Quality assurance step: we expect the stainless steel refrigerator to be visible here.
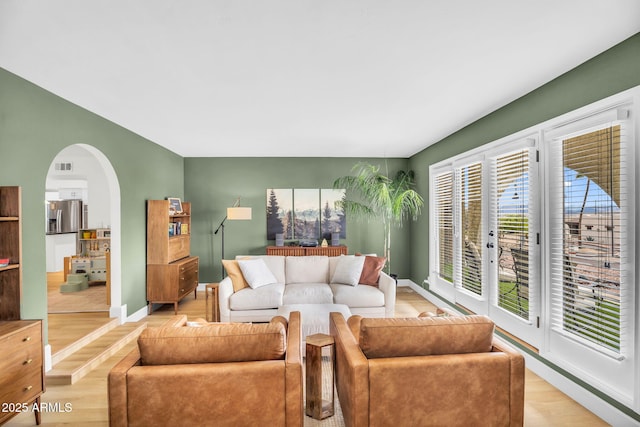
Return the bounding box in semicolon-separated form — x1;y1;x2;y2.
47;199;83;234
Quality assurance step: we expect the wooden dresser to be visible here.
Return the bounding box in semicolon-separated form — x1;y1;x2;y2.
147;256;199;314
0;320;44;425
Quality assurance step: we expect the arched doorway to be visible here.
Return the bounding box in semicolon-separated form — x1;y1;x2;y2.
45;144;122;324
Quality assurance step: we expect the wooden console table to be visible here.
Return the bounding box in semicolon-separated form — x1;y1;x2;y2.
266;246;347;256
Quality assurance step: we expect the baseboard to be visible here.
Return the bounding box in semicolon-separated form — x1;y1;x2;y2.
126;305;148;323
109;304;127;324
523;351;638;426
416;283;639;426
44;344;52;372
396;278;416;287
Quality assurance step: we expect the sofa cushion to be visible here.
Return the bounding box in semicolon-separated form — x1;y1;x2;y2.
230;283;285;310
222;259;250;292
283;283;334;305
286;256;329;284
236;255;286;284
358;255;386;286
353;315;495;359
138;318;287;365
329;255;354;280
238;258;278;289
330;283;385;308
331;255;365;286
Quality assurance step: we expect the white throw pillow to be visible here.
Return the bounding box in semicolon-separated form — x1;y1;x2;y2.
237;258;278;289
331;255;365;287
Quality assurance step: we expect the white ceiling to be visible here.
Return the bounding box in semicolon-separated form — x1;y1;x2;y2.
1;1;639;158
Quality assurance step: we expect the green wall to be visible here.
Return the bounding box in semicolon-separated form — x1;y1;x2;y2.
0;68;184;342
408;32;640;285
184;157;413;281
2;31;638;346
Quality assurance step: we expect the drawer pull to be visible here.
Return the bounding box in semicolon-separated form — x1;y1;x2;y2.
24;385;33;392
23;358;33;365
23;336;31;342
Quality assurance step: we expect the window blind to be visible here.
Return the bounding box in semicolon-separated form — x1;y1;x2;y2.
493;149;533;320
457;163;483;295
550;124;626;353
435;171;454;283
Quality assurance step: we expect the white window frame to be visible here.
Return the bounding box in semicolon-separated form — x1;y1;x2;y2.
427;85;638;412
428;163;456;301
451;153;488;315
541;97;636;407
430;135;541;344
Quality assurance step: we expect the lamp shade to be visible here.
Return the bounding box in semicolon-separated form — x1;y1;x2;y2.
227;206;252;220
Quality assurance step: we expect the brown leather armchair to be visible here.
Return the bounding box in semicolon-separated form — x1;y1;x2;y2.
108;313;303;427
330;312;525;427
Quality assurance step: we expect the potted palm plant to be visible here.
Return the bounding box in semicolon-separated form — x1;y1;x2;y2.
333;162;424;275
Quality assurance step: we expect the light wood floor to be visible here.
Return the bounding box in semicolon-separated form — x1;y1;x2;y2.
9;287;609;426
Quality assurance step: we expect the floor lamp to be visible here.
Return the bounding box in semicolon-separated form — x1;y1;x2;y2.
214;197;252;280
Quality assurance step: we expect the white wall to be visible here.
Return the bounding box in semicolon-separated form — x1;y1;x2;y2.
46;145;111;228
45;144;111;272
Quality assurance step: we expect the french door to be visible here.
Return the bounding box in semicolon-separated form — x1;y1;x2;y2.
486;140;540;345
431;137;541;347
430;91;637;408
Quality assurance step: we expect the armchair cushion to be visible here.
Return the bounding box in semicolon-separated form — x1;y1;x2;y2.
353;314;495;359
138;317;287;365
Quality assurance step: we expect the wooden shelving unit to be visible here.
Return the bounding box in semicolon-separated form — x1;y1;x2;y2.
77;228;111;257
146;199;198;314
0;186;22;320
0;186;44;425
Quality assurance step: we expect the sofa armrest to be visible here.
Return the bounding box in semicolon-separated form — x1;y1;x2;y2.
491;337;525;426
218;277;234;322
330;312;369;427
378;271;396;317
108;347;142;427
285;311;303;426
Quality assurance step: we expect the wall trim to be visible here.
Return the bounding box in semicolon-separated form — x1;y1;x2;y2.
44;344;52;373
126;305;147;323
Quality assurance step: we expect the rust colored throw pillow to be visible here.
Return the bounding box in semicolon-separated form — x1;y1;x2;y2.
358;255;386;286
221;259;249;292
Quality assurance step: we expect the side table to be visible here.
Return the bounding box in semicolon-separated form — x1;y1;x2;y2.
205;283;220;322
305;333;335;420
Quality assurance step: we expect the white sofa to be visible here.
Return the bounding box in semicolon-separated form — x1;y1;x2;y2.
218;255;396;323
